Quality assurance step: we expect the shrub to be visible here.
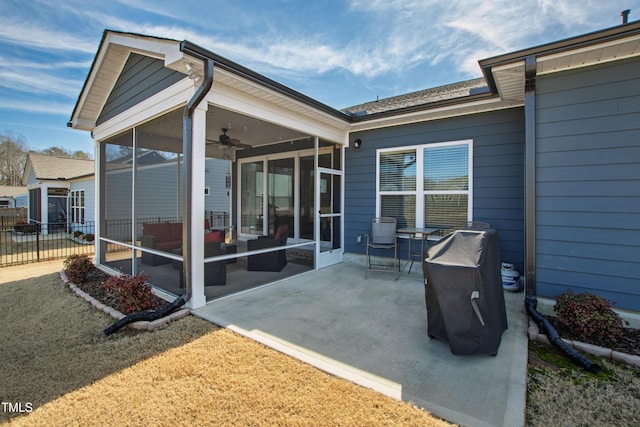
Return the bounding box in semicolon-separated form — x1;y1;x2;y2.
14;222;37;234
554;290;625;345
104;274;157;314
64;254;95;283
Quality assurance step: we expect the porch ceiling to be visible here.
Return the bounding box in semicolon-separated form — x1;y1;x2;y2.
140;105;310;152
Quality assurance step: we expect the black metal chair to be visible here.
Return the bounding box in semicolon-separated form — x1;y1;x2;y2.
365;217;400;280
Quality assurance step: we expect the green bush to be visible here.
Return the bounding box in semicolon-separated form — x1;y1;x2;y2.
104;274;158;314
63;254;95;284
14;222;37;234
554;290;625;345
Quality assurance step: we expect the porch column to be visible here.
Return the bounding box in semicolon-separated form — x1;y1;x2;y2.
187;104;208;309
40;184;48;234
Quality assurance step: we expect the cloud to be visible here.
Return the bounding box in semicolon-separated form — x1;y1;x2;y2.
0;17;97;55
0;66;81;98
0;98;74;115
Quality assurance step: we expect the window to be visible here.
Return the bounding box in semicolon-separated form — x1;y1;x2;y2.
377;140;472;228
70;189;85;224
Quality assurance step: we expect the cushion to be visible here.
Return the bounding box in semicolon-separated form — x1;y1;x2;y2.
169;223;183;241
274;224;288;243
155;240;181;251
205;230;224;243
143;223;168;239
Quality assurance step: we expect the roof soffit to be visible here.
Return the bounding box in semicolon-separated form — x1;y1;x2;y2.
481;23;640;101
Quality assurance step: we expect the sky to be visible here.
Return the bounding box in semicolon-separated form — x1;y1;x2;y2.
0;0;637;157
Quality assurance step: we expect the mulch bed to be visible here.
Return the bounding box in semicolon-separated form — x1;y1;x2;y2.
546;317;640;356
73;269;169;315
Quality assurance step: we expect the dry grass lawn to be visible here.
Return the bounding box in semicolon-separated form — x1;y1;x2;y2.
0;261;453;426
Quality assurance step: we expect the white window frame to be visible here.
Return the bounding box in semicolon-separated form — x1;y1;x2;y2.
70;189;85;225
376;139;473;228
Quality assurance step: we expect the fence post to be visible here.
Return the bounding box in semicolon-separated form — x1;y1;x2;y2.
36;231;40;262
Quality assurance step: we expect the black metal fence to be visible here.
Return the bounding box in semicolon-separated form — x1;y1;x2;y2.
1;210;230;268
1;218;96;268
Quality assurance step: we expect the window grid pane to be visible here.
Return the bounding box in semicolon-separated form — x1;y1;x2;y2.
424;145;468;191
380;150;416;192
424;194;468;227
381;195;416;228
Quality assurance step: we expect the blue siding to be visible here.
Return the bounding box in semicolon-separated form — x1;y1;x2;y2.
536;57;640;310
98;54;183;124
345;109;525;271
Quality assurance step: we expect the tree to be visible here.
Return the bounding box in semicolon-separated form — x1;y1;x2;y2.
0;131;28;186
40;146;91;160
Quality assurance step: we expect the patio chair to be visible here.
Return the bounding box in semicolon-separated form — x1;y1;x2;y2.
247;224;289;272
365;217;400;280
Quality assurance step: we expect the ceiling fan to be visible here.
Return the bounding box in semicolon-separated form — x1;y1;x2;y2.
207;128;252;149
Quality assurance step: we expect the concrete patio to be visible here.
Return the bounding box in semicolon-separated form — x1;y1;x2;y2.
194;262;528;427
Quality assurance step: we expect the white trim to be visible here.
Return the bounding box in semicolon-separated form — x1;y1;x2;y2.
376;139;473;228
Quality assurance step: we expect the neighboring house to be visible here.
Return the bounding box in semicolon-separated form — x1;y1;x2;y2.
69;22;640;311
23;153;95;233
0;185;27;208
23;152;230;235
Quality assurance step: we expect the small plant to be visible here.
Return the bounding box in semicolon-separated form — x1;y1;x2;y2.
14;222;37;234
554;290;625;346
64;254;95;283
73;230;84;238
104;274;158;314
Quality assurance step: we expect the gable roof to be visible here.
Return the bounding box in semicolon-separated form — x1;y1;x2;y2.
25;153;94;182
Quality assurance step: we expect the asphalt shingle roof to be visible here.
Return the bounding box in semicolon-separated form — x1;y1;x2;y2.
0;185;26;197
343;77;489;116
28;152;94;181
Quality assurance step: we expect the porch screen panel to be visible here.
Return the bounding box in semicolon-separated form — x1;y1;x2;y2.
423;143;469;227
299;156;315;240
134;141;183;246
379;149;416;228
104;134;133;244
240;161;263;235
268;158;294;236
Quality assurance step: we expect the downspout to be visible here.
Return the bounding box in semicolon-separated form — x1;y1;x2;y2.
103;51;214;335
180;51;214;307
520;57;600;373
524;55;537;299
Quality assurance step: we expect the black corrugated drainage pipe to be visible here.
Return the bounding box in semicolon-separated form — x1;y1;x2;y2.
525;296;601;373
103;50;214;336
103;297;187;335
